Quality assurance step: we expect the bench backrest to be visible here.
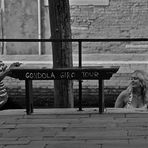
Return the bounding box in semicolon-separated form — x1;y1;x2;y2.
11;66;119;80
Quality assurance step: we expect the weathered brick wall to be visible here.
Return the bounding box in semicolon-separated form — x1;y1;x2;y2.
70;0;148;53
5;81;123;108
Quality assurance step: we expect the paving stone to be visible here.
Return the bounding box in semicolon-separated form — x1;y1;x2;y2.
0;129;10;137
57;114;89;119
23;114;59;119
43;136;78;141
102;143;148;148
0;124;17;129
3;128;57;139
117;122;148;128
125;113;148;118
0;139;30;145
56;130;128;140
46;143;100;148
0;138;17;141
129;138;148;144
127;118;148;123
0;121;5;125
16;123;69;128
69;122;117;128
86;139;128;144
13;118;80;124
128;130;148;136
1;109;148;147
3;128;42;137
4;141;46;148
23;114;82;119
122;127;148;131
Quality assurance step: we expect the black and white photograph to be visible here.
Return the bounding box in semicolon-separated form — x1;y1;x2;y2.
0;0;148;147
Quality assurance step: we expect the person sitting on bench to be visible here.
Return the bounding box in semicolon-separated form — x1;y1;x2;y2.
115;70;148;109
0;61;21;108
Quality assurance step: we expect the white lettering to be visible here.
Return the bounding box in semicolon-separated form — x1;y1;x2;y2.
82;72;99;78
51;72;55;79
60;72;76;79
25;72;30;79
25;72;56;79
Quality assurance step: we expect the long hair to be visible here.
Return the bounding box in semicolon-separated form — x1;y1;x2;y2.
127;70;148;104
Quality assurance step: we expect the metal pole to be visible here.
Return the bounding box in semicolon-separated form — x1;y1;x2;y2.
37;0;41;55
1;0;6;54
78;41;82;111
99;79;104;114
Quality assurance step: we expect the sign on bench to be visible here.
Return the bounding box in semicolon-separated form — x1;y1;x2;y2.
12;66;118;80
11;66;119;115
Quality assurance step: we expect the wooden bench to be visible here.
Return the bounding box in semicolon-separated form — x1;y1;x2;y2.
11;66;119;115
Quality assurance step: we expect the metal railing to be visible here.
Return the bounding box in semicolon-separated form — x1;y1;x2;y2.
1;37;148;69
1;38;148;110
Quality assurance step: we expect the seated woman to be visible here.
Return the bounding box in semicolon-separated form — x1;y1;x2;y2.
0;61;21;108
115;70;148;109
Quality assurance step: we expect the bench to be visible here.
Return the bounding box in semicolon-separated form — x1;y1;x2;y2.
11;66;119;115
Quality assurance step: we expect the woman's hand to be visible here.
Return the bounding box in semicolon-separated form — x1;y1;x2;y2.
6;62;22;76
8;62;22;70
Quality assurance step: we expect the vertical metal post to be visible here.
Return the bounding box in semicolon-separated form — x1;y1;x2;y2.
99;79;104;114
79;41;82;67
25;80;33;115
78;41;82;111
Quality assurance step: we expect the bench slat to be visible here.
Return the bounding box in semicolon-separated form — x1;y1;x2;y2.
11;66;119;80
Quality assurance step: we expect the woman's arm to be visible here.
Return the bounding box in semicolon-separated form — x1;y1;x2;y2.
115;90;127;108
0;68;10;81
0;62;21;80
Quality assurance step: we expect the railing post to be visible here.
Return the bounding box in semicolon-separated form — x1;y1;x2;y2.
79;41;82;68
78;41;83;111
99;79;104;114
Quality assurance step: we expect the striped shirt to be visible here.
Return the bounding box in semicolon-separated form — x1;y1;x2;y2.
0;62;8;106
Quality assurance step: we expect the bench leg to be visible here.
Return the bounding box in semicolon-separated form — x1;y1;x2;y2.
78;80;83;111
99;79;104;114
25;80;33;115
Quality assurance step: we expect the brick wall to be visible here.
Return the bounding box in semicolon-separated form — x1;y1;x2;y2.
70;0;148;53
5;80;124;109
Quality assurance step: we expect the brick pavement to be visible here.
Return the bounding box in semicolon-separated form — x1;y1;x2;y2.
0;108;148;148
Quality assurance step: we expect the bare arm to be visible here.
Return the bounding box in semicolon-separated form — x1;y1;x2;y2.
0;62;22;81
144;90;148;108
115;90;127;108
0;68;10;81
